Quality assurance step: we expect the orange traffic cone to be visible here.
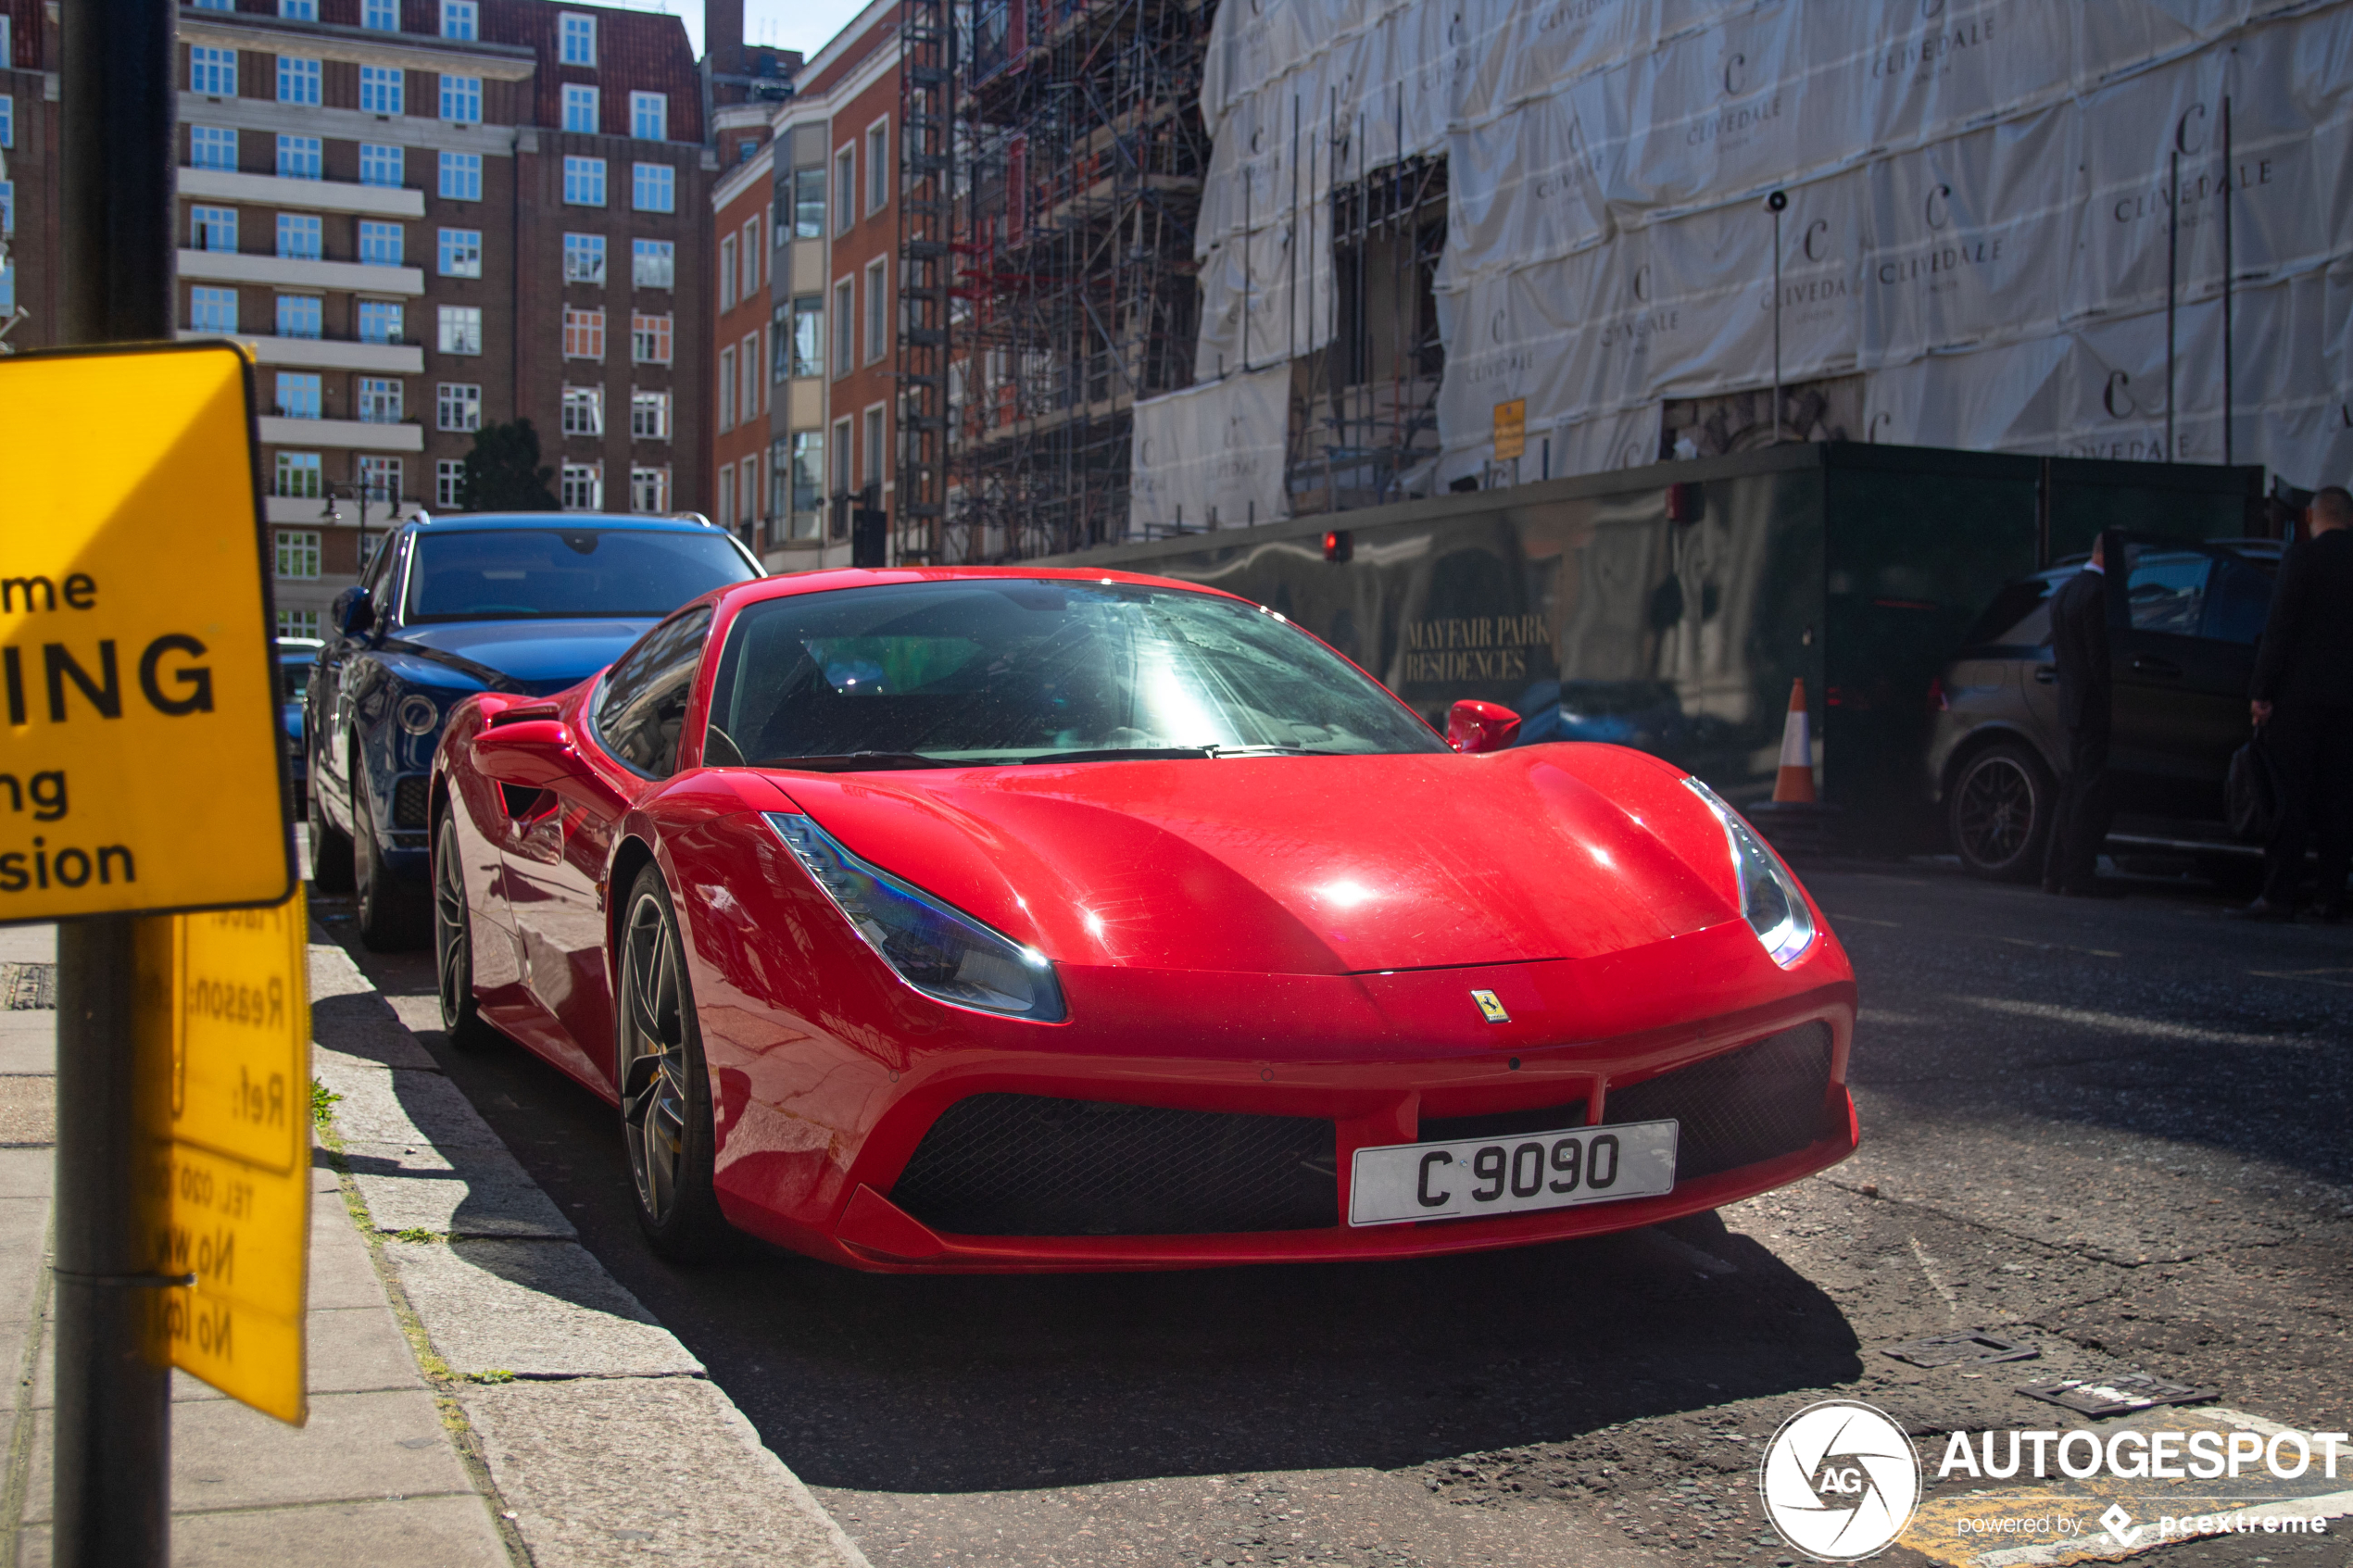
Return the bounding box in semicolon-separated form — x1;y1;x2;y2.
1772;678;1817;803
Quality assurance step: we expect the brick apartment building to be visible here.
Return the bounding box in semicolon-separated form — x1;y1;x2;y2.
705;0;898;571
709;129;773;552
0;0;790;633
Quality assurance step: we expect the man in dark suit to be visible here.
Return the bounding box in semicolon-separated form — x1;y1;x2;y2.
2234;485;2353;921
2044;533;2117;896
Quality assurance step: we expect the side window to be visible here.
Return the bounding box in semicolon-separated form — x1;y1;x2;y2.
2123;549;2210;635
2203;558;2274;646
593;607;713;776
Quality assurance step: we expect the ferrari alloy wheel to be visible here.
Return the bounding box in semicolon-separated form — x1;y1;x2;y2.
433;813;498;1053
308;756;356;894
617;864;728;1261
355;750;430;951
1950;742;2051;883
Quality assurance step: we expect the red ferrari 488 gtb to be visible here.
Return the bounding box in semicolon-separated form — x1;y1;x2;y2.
432;568;1857;1269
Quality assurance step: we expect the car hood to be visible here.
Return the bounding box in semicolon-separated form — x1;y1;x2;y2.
386;619;656;696
767;745;1740;975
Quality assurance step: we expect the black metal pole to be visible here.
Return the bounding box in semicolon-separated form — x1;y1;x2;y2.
2221;94;2233;469
57;0;178;1559
2166;149;2179;463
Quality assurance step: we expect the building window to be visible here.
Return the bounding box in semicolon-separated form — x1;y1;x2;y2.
737;138;759;164
277;135;322;180
631;389;669;439
629;467;668;512
191;126;237;169
632;238;673;289
359;220;403;267
718;236;737;310
437;382;482;432
192;206;237;252
438;227;482;278
274;452;323;499
439;152;482;201
362;0;396;31
864;405;886;486
740;456;760;523
832;279;852;376
740;218;760;300
560;462;600;510
190;47;236;97
562;308;604;359
768;435;790;519
559;13;596;65
357;377;402;422
718;346;736;430
741;330;761;420
276;530;322;580
866;122;887;216
435;459;464;508
275;371;321;420
632;92;669;143
191;286;237;332
791;431;824;514
2;95;16;151
0;182;10;238
440;0;476;40
280;0;316;19
359;456;402;504
834;147;853;236
359;64;402;115
278;609;321;637
561;84;598;133
276;295;322;339
273;213;320;260
562;232;606;284
358;300;403;344
717;467;735;533
438;305;483;355
630;312;672;365
359;143;403;186
560;384;603;435
563;157;606;207
631;163;674;213
793;167;824;239
439;74;482;123
191;0;232;11
831;415;851;497
278;56;321;106
864;258;887;363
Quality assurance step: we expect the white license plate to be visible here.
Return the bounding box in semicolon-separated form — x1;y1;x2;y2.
1347;1120;1679;1226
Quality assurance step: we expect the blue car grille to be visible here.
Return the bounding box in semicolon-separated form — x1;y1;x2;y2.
393;776;431;830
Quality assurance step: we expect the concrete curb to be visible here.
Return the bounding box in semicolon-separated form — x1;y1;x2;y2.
308;935;873;1568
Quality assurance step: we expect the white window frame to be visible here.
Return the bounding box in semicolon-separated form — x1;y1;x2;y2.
559;13;596;66
435;459;465;508
717;467;736;533
359;142;402;186
359;64;402;115
190;286;238;333
717;345;736;431
358;220;402;267
275;530;322;581
560;384;604;436
563;157;606;207
631;162;674;213
561;307;605;361
191;205;236;252
437;304;484;355
439;151;483;201
276;134;322;180
633;238;674;290
832;277;853;378
356;376;402;422
561;83;598;133
191;125;237;169
277;56;321;107
361;0;396;31
356;299;403;345
863;257;887;364
560;462;602;510
741;330;761;420
273;451;323;499
562;232;607;284
630;91;666;142
439;74;482;125
866;119;888;218
718;235;737;311
834;145;854;236
631;389;670;440
436;382;482;432
190;46;237;97
274;370;321;420
863;402;887;488
438;226;483;278
739;217;760;299
831;416;852;499
631;312;673;366
440;0;477;40
276;212;321;260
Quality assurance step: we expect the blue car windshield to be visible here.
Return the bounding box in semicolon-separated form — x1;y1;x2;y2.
405;530;755;622
702;579;1448;766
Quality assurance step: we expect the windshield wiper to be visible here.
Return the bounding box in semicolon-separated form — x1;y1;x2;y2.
1202;744;1351;758
1020;747;1214;764
756;751;969;771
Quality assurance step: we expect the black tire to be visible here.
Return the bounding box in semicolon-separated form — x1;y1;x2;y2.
433;811;501;1052
355;754;430;951
308;754;356;894
615;863;730;1262
1948;741;2054;882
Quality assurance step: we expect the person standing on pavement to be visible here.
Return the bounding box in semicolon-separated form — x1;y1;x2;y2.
2044;533;2118;897
2233;485;2353;922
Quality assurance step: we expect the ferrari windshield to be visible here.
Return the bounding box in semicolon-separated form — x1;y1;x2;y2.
405;529;755;622
703;579;1446;766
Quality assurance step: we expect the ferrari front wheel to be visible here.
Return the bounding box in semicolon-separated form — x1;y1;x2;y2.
433;812;498;1053
617;863;729;1262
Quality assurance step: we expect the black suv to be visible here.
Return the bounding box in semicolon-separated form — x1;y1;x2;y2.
1928;536;2281;881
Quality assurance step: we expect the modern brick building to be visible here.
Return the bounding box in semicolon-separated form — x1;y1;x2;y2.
709;131;773;553
0;0;774;633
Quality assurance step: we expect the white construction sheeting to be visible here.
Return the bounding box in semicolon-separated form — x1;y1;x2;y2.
1151;0;2353;527
1128;364;1294;537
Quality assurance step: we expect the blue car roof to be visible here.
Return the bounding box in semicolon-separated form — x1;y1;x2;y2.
412;513;720;534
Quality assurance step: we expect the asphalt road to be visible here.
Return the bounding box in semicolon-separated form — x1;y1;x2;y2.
321;858;2353;1568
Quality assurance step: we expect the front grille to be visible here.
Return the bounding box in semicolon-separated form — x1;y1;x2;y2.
1602;1022;1834;1180
393;775;431;830
1419;1099;1588;1144
890;1094;1338;1236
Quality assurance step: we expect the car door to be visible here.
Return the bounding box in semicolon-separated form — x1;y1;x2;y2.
503;608;711;1087
317;529;403;832
2107;543;2251;818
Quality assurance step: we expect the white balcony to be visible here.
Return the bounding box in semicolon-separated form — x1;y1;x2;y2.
176;168;426;220
179;250;425;297
257;417;424;452
176;331;424;374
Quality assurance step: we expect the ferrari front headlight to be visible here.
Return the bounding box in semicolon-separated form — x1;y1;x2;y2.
762;812;1065;1022
1681;777;1818;968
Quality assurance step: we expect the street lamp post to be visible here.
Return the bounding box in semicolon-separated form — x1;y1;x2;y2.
321;478;401;581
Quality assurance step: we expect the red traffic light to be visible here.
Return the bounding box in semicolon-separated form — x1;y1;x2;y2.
1322;529;1353;562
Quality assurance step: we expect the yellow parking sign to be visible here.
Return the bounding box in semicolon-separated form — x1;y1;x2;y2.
0;342;292;923
139;892;311;1425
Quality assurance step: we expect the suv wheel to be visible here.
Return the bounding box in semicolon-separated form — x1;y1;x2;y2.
308;750;356;894
355;756;430;950
1949;741;2053;882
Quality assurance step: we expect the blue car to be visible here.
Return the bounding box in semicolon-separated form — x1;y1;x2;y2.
278;635;324;809
305;513;762;949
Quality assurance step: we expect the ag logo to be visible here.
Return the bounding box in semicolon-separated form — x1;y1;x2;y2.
1758;1399;1920;1561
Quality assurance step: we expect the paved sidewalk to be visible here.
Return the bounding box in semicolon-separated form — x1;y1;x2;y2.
0;922;868;1567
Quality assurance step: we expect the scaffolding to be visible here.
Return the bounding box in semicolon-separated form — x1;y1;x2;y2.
897;0;1214;563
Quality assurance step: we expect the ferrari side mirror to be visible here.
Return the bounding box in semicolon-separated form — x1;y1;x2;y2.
1446;699;1521;754
472;720;588;789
